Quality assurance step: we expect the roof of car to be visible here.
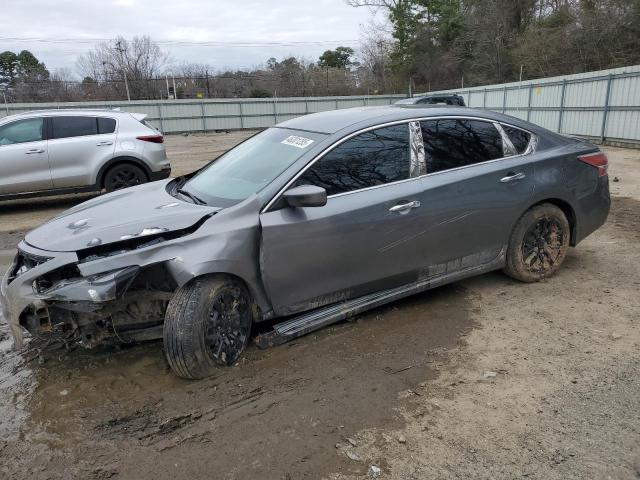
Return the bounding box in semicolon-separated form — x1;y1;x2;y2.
276;104;529;135
1;109;133;122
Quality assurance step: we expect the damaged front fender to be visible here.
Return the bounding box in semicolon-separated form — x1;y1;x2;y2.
43;265;140;304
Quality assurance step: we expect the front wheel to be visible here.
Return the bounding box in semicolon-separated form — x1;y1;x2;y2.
104;163;148;192
503;204;571;283
163;276;253;379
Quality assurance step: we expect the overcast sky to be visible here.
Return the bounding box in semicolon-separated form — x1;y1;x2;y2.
2;0;381;77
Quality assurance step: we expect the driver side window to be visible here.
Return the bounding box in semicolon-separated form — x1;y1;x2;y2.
294;124;410;196
0;118;44;146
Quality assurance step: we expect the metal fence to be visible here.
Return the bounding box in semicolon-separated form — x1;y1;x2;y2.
432;65;640;144
0;94;404;133
2;65;639;144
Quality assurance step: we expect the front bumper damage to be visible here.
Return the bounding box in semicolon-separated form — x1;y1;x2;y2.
1;241;147;348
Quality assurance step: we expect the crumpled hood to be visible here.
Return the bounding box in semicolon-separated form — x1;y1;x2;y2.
26;180;221;252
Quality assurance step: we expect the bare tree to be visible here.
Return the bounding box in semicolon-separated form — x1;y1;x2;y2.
77;36;168;100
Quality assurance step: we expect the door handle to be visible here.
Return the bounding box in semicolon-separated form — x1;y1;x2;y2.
500;172;526;183
25;148;44;154
389;200;421;213
96;141;113;146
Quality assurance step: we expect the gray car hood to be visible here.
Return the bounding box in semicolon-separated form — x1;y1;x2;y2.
26;180;221;252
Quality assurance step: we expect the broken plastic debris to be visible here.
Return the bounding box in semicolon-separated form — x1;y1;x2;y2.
346;451;362;462
368;465;382;477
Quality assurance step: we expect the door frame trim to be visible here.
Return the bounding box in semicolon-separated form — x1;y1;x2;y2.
262;115;537;213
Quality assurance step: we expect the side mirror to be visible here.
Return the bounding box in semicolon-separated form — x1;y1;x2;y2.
282;185;327;208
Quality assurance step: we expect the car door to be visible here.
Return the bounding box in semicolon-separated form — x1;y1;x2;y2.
260;123;430;316
0;117;52;195
47;116;116;188
414;118;536;276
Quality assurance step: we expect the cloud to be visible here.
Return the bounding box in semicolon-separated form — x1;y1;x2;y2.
2;0;379;77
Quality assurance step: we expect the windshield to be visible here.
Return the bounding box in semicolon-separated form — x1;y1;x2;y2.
182;128;326;207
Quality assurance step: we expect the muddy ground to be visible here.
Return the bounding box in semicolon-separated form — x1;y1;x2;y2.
0;136;638;480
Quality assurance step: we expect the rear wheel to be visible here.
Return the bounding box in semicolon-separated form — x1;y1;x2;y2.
163;276;253;379
503;204;571;282
103;163;148;192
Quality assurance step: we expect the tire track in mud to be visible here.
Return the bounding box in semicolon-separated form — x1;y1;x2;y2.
1;283;475;479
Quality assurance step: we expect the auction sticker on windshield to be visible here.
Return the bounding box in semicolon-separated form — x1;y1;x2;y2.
281;136;314;149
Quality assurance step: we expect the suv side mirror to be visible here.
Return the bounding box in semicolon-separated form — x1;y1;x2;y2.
282;185;327;208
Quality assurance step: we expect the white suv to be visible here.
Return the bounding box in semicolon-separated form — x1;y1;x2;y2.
0;109;171;200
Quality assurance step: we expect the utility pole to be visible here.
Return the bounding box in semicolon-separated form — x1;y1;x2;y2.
326;66;329;96
115;40;131;102
172;73;177;100
205;70;211;98
165;74;170;99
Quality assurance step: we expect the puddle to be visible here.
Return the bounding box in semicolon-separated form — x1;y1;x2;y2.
0;283;476;479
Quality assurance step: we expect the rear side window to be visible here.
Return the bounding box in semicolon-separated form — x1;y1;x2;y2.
0;118;44;145
98;117;116;134
51;116;98;139
502;125;531;154
420;119;503;174
295;124;410;196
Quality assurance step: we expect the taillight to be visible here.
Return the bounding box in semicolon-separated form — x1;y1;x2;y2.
578;152;608;177
136;135;164;144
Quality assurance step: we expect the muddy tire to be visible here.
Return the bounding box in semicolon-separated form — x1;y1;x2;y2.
163;276;253;379
103;163;148;192
503;203;571;283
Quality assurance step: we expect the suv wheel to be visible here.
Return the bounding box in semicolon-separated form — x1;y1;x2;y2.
104;163;148;192
503;203;571;282
163;276;253;379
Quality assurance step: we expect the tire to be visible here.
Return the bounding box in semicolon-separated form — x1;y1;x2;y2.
103;163;148;192
503;203;571;283
163;276;253;379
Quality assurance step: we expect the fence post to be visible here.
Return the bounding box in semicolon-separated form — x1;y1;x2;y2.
201;101;207;132
483;88;487;109
557;79;567;133
273;97;278;125
600;74;614;143
158;103;164;133
502;86;507;113
526;84;533;122
305;99;309;114
238;101;244;129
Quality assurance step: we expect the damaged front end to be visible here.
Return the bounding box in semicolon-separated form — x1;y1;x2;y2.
1;241;176;349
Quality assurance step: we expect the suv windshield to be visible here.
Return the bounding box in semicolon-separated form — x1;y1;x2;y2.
183;128;326;207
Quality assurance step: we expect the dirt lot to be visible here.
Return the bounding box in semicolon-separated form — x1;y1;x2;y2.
0;136;638;480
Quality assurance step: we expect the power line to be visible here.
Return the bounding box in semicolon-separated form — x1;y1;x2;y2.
0;36;360;48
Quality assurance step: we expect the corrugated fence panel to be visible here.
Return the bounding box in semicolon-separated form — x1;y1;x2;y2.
564;78;608;107
530;110;560;131
276;101;307;115
307;100;341;113
505;87;529;109
426;65;640;142
561;110;604;136
2;68;639;143
610;76;640;107
606;111;640;140
239;102;271;116
485;90;504;109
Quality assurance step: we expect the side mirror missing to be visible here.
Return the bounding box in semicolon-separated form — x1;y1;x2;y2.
283;185;327;208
